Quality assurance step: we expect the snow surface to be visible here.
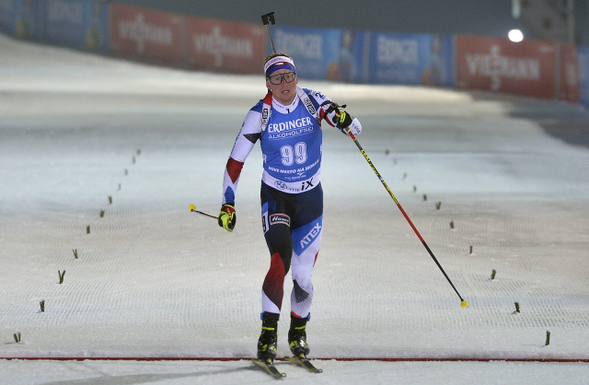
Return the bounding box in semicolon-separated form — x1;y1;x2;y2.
1;34;589;384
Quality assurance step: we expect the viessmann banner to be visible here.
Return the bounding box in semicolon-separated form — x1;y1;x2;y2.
184;16;266;74
456;35;557;99
110;3;184;64
559;43;580;104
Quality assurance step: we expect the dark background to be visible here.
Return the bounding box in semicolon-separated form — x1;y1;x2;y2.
115;0;589;44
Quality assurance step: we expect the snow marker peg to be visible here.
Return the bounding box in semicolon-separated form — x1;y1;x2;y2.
512;302;521;314
545;331;551;346
491;269;496;280
40;300;45;312
58;270;66;284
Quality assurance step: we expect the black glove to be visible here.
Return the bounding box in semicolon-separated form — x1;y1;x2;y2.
322;101;353;128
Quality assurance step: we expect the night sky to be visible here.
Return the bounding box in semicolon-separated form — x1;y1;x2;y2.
115;0;589;44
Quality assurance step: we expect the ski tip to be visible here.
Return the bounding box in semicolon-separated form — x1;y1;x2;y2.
252;358;286;378
188;204;196;212
461;300;469;308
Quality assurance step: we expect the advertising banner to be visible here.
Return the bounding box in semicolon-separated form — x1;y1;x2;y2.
110;3;184;64
184;16;265;74
366;32;452;86
0;0;17;34
332;29;366;83
41;0;109;51
3;0;35;38
434;34;456;88
456;35;556;99
559;43;580;103
578;46;589;108
271;26;343;80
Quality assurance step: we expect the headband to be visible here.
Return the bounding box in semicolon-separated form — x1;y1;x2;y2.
264;55;296;77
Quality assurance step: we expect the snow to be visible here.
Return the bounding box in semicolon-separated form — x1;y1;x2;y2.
1;34;589;384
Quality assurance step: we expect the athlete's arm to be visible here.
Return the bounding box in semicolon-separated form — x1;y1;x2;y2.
307;89;362;136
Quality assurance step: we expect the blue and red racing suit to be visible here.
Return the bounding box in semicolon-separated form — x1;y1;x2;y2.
221;86;361;318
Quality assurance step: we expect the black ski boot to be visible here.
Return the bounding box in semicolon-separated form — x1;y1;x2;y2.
257;312;280;362
288;314;310;357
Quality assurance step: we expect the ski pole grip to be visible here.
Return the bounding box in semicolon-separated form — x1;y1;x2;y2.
261;12;275;25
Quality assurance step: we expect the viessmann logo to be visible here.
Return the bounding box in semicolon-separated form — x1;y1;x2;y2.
192;26;255;67
118;14;174;53
465;45;542;90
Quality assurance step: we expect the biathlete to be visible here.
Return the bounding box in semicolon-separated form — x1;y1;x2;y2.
218;52;362;364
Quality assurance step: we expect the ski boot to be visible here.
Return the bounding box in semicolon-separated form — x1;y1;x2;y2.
288;313;310;357
257;312;280;362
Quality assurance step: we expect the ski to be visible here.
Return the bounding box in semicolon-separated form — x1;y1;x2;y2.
284;355;323;373
252;358;286;378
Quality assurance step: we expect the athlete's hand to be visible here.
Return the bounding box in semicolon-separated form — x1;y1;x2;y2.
322;101;362;136
218;204;237;232
343;117;362;136
333;109;353;128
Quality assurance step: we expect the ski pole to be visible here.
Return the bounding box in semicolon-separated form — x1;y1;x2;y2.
261;12;277;53
188;204;217;220
345;127;468;308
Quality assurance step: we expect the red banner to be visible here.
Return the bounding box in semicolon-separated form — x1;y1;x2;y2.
559;43;580;103
110;3;184;64
185;16;266;74
456;35;557;99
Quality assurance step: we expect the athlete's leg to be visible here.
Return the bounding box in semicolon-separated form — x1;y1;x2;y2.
289;184;323;318
260;183;295;314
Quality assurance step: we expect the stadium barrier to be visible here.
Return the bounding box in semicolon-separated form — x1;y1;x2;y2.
0;0;586;107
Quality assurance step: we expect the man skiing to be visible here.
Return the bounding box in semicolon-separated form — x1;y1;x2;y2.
218;52;362;366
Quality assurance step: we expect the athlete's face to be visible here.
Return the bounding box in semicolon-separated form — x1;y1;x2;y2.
266;69;298;106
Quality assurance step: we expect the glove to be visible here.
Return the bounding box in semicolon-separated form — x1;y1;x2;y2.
344;117;362;136
322;101;362;136
333;109;353;129
218;204;236;232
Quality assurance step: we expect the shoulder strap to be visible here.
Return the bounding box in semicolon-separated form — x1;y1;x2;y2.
296;87;318;118
260;91;273;132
